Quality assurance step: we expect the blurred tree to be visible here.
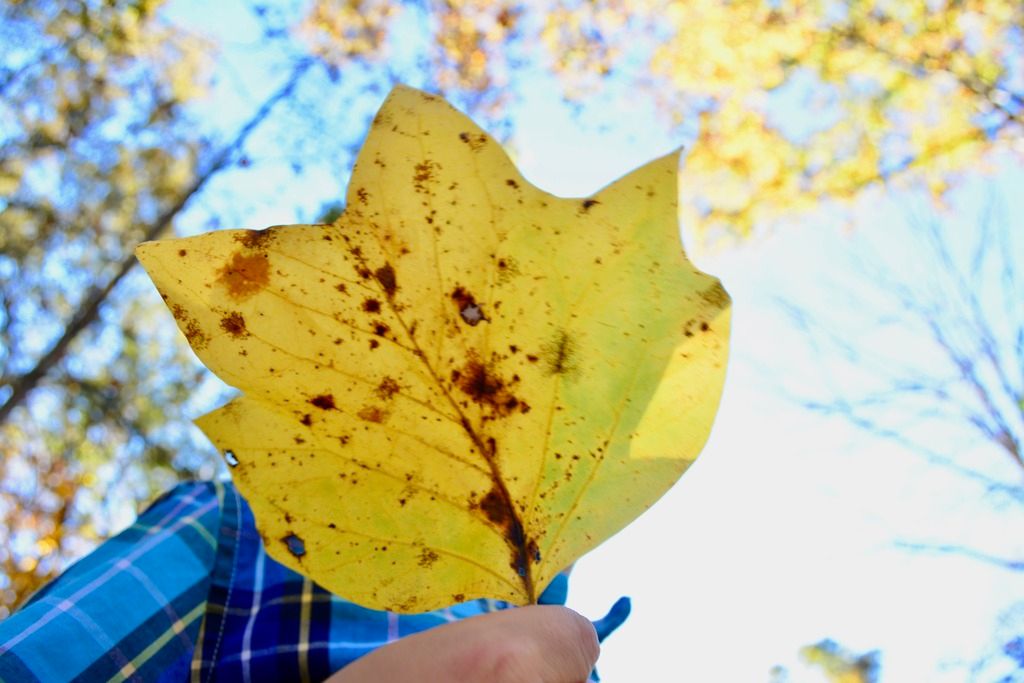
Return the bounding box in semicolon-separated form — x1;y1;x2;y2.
769;638;880;683
299;0;528;130
0;1;320;614
788;185;1023;548
965;602;1024;682
776;182;1023;675
800;639;881;683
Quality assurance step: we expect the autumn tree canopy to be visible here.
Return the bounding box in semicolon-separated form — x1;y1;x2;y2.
306;0;1024;233
0;0;216;612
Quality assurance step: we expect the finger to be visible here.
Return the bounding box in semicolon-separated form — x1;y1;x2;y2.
523;605;600;682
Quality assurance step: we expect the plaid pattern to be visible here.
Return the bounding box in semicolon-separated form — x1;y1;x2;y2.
0;481;623;682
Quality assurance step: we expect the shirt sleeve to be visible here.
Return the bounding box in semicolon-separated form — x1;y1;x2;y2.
0;480;623;683
0;481;222;683
191;480;511;681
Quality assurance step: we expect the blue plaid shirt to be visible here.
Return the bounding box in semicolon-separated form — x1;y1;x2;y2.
0;481;628;682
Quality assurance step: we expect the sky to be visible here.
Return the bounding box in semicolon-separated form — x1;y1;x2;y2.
160;2;1024;680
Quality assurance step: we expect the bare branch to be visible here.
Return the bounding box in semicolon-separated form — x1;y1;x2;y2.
802;402;1024;504
893;540;1024;572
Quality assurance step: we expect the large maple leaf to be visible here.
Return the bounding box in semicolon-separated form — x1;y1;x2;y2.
136;86;730;613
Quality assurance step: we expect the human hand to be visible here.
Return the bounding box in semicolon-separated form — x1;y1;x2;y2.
326;604;600;683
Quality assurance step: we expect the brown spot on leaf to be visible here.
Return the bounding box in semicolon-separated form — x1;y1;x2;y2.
376;377;401;400
477;487;510;526
528;539;540;563
235;228;275;249
418;548;440;568
454;354;522;418
309;394;336;410
300;413;312;426
218;252;270;300
219;312;248;337
699;281;729;309
178;249;187;257
362;298;381;313
336;283;348;294
374;264;397;298
170;304;188;322
580;199;599;213
178;314;209;351
357;405;388;423
356;187;369;204
373;322;390;337
413;160;436;192
505;178;519;189
458;131;487;151
540;330;578;376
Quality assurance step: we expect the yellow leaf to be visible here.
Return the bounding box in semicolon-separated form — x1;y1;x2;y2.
136;86;730;612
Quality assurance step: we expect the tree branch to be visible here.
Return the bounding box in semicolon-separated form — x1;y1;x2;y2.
803;400;1024;504
0;57;314;427
893;540;1024;572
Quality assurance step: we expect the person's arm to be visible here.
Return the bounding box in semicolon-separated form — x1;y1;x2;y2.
327;604;600;683
0;482;221;682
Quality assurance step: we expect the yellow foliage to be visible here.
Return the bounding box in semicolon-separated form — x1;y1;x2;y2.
298;0;1020;237
527;0;1023;234
301;0;398;62
800;639;879;683
302;0;520;100
137;86;730;612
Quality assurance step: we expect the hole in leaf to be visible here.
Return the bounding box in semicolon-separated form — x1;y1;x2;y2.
460;303;484;325
225;450;239;467
284;533;306;557
451;286;486;326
